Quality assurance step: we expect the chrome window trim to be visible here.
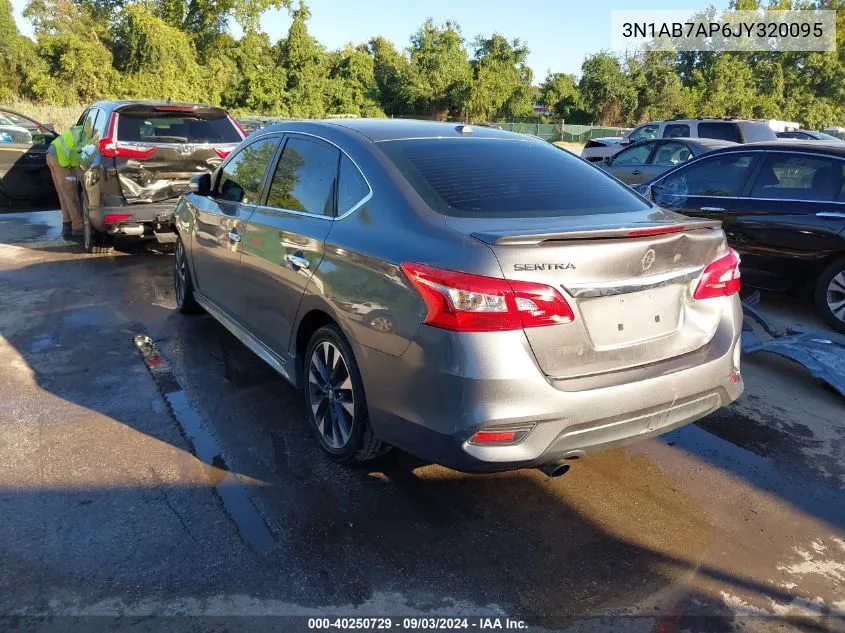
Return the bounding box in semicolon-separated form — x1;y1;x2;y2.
564;266;704;298
240;129;373;221
817;212;845;218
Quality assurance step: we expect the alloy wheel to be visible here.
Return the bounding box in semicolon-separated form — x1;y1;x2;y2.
308;341;354;449
827;271;845;323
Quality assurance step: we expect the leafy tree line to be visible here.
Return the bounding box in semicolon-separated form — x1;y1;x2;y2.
0;0;843;129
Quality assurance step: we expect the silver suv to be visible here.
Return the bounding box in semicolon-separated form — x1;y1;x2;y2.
172;119;744;476
582;118;778;162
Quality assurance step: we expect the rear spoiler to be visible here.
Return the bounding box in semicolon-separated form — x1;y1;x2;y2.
474;219;723;246
115;103;229;118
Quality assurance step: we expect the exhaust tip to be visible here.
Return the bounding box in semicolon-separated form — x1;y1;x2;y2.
538;461;571;478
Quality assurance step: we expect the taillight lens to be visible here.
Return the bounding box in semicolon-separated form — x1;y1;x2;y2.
98;112;157;159
400;262;574;332
694;249;741;300
214;148;231;159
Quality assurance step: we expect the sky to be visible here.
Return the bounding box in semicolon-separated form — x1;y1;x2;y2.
10;0;731;78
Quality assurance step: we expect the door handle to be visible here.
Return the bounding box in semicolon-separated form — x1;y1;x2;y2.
631;169;642;175
700;207;725;212
227;229;241;243
285;253;311;270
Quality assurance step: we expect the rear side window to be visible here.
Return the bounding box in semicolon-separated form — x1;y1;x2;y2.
660;153;757;198
216;137;280;204
266;136;339;216
612;142;653;165
698;122;741;143
117;113;242;144
381;138;651;218
652;142;693;166
338;155;370;214
750;153;845;202
663;124;690;138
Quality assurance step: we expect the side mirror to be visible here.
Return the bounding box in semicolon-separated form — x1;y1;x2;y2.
649;184;664;201
602;156;613;166
190;173;211;196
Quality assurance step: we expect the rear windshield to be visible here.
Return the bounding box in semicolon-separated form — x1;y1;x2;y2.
380;138;651;218
117;112;241;144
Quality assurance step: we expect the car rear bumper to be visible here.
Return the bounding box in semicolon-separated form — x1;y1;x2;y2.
89;202;179;233
355;296;743;473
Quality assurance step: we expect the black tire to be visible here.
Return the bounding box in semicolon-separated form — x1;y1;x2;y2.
814;257;845;333
174;238;203;314
303;325;387;464
80;195;114;254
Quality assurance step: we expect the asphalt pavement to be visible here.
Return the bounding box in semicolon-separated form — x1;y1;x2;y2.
0;210;843;633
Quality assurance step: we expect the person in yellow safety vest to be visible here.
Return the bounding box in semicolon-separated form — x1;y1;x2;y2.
46;125;85;239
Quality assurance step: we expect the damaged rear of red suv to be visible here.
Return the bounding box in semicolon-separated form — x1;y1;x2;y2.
75;101;244;253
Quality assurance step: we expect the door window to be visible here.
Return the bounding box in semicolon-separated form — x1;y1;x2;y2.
698;122;741;143
612;143;653;165
216;137;280;204
627;124;659;143
663;124;690;138
81;109;99;143
338;154;370;214
660;153;757;198
266;136;340;216
749;153;845;202
651;142;694;167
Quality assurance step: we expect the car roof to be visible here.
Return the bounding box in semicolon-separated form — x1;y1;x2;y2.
704;140;845;156
258;118;527;143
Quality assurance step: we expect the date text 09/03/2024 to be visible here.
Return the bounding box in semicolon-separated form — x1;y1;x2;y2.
307;618;529;630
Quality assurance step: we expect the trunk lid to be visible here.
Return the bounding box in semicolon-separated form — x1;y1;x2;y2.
446;211;728;379
111;104;243;205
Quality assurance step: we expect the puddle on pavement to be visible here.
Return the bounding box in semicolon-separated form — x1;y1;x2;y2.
133;333;276;552
0;210;64;244
667;422;845;530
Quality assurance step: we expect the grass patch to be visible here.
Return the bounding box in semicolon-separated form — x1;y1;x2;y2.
0;98;83;132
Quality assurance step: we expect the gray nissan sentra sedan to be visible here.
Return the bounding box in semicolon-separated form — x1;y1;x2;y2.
171;119;744;476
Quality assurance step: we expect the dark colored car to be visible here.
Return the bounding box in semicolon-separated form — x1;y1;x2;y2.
75;101;244;252
0;107;59;209
635;141;845;332
598;138;736;185
170;119;743;474
777;130;844;141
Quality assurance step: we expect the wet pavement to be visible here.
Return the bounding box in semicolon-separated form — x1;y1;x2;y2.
0;210;843;632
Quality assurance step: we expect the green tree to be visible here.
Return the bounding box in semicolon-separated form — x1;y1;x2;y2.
368;36;411;116
628;51;692;122
327;44;385;117
405;19;471;119
110;4;207;102
279;2;328;118
578;52;637;125
467;34;533;122
538;72;581;121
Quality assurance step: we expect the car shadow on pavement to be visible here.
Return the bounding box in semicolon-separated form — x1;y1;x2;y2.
0;237;843;628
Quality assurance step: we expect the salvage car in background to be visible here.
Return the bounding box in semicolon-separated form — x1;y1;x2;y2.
75;101;244;253
598;138;736;185
635;141;845;332
583;118;777;162
776;130;844;141
579;136;623;162
171;119;743;475
0;107;58;209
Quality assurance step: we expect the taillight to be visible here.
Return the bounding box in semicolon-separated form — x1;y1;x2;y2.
694;249;741;300
627;225;685;238
103;214;131;224
98;112;157;159
400;262;574;332
214;148;231;159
